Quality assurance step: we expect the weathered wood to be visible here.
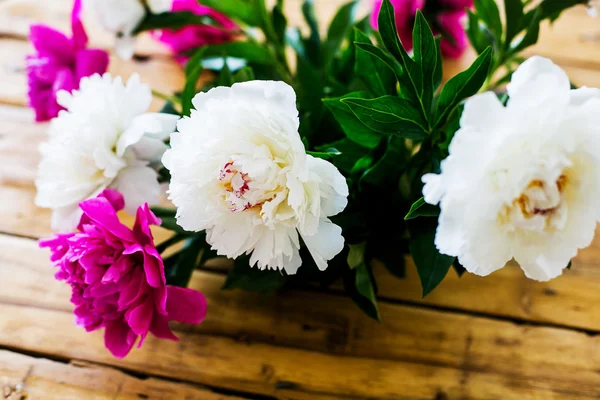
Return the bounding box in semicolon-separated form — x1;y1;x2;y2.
0;349;247;399
2;234;600;399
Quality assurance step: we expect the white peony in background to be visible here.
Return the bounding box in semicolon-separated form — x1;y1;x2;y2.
163;80;349;274
35;73;178;232
87;0;171;59
423;56;600;281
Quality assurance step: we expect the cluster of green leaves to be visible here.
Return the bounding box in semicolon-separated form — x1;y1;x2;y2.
147;0;587;320
467;0;588;89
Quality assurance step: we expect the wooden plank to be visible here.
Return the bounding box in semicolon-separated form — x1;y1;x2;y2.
0;39;184;110
2;234;600;399
0;349;247;399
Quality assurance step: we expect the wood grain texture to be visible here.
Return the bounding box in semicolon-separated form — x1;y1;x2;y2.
0;350;247;399
1;234;600;399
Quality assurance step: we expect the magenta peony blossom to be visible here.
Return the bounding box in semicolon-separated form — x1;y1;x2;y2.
26;0;109;122
152;0;238;63
40;189;207;358
371;0;472;59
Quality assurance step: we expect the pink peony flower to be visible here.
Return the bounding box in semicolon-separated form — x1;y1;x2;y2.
26;0;109;122
40;189;207;358
371;0;472;59
152;0;238;63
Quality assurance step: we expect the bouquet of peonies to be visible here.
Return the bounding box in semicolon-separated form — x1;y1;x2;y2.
30;0;596;357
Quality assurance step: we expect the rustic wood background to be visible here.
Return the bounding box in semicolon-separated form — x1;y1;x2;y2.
1;0;600;398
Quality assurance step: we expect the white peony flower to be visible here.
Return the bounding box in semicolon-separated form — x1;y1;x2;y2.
88;0;171;59
163;81;349;274
422;56;600;281
35;73;178;232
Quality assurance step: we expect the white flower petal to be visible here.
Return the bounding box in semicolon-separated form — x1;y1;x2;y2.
165;81;348;272
424;56;600;281
111;166;160;214
35;73;161;231
507;56;570;107
302;219;345;271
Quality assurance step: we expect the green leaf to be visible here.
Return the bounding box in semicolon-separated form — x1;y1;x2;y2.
378;0;412;68
369;238;406;279
216;61;233;86
134;11;220;34
296;53;323;113
159;100;180;116
434;46;492;127
504;0;525;50
361;136;408;186
323;92;382;149
466;10;493;54
222;255;287;292
404;197;440;220
315;138;370;174
409;220;455;297
453;260;467;277
203;42;275;64
324;1;358;58
272;0;287;43
473;0;503;40
165;234;206;287
354;42;403;82
233;66;255;83
159;216;188;234
344;263;380;321
354;30;397;96
198;0;262;26
377;0;426;119
182;48;206;116
432;36;443;91
539;0;587;19
307;149;342;160
347;242;366;269
342;96;428;139
511;9;541;53
302;0;321;65
412;10;438;111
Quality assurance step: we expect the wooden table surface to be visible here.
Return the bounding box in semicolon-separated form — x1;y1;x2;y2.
2;0;600;399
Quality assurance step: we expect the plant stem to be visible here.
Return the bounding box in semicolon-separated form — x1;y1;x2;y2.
152;89;182;110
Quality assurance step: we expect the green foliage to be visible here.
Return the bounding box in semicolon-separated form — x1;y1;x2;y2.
323;92;382;149
344;244;380;321
408;220;455;297
434;47;492;127
223;255;287;292
202;42;275;65
354;30;396;97
181;48;206;116
341;96;428;139
153;0;584;319
198;0;263;26
165;234;210;287
468;0;585;89
134;11;221;34
404;197;440;220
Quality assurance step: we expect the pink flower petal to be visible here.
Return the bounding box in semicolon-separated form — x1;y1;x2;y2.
166;286;207;325
75;49;109;80
78;196;134;242
127;298;154;335
29;25;74;63
71;0;88;49
104;321;136;358
150;314;179;341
